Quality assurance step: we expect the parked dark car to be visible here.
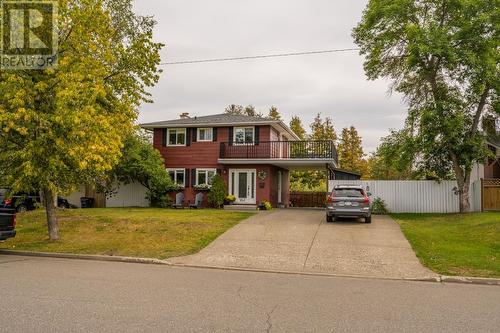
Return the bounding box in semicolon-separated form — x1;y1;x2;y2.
0;207;16;241
326;185;372;223
0;188;71;212
2;192;40;212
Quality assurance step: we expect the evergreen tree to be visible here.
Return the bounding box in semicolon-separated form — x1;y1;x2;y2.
268;106;282;120
207;175;227;208
337;126;366;175
243;105;262;117
225;104;244;115
310;113;337;142
225;104;263;117
289;116;307;140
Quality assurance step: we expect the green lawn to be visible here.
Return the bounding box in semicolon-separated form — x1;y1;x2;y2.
392;212;500;278
0;208;253;259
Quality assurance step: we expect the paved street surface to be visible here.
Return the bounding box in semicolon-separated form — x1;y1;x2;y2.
1;255;499;332
169;209;436;279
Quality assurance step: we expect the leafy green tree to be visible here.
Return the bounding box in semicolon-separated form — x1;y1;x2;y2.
0;0;163;239
289;116;307;140
353;0;498;212
367;129;419;180
111;132;176;206
268;106;282;120
207;175;227;208
337;126;367;175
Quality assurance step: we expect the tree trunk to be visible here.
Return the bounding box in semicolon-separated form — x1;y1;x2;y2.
42;187;59;241
450;151;472;213
458;182;471;213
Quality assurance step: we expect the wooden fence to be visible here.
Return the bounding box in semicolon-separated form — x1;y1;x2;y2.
481;179;500;211
290;191;327;208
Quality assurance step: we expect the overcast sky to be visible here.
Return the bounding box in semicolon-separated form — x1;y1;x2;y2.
133;0;408;153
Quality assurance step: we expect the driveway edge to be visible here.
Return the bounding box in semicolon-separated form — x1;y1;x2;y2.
1;249;498;286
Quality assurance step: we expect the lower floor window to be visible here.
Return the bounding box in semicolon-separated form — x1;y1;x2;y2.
167;169;185;187
196;169;216;185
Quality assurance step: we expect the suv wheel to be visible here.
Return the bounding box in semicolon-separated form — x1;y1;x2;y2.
365;216;372;224
326;215;334;223
16;204;28;213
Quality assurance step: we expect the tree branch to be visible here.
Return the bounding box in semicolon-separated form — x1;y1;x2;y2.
470;84;490;136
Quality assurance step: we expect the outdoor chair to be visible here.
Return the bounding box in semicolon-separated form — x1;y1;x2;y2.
189;193;204;209
172;192;184;209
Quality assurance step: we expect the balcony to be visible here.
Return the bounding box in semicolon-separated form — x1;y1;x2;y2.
219;140;338;162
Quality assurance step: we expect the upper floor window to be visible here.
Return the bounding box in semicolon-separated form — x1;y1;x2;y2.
196;169;216;185
167;128;186;146
197;128;213;141
234;127;254;145
167;169;185;187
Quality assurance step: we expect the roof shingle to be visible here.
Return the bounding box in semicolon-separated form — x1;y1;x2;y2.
140;113;276;127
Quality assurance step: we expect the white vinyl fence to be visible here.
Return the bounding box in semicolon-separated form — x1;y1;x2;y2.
329;180;481;213
106;183;149;208
66;182;149;208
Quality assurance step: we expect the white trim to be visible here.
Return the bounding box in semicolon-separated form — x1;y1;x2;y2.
196;128;213;142
233;126;255;145
166;128;187;146
228;169;257;205
167;168;186;187
278;171;282;203
195;168;217;185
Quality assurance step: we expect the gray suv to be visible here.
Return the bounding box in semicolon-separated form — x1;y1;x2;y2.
326;185;371;223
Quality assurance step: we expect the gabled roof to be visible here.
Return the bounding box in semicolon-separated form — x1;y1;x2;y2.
487;135;500;149
140;113;300;140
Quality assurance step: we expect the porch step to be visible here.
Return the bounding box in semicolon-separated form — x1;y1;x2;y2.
224;204;258;211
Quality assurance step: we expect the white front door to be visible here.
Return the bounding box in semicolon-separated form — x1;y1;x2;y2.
229;169;256;204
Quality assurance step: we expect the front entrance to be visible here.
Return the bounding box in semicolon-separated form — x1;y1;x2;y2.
229;169;256;204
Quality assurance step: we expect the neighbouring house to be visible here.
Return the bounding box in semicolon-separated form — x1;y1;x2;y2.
141;113;338;208
330;168;361;180
471;137;500;182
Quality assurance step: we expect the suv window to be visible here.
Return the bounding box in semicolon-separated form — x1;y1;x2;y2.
333;188;365;197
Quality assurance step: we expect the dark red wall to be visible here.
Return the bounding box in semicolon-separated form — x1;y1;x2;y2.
152;125;290;207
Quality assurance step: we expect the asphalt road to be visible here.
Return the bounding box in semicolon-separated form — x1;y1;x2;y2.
0;255;499;332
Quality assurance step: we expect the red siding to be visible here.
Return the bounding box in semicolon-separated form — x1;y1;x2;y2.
152;125;290;207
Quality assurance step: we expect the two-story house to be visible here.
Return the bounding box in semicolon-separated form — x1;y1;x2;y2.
141;113;338;208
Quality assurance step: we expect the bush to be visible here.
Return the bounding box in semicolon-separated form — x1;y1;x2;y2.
149;193;172;208
260;200;272;211
207;175;227;208
371;197;389;214
225;194;236;204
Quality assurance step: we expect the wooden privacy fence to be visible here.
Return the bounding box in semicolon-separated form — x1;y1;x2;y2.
481;179;500;211
290;191;327;208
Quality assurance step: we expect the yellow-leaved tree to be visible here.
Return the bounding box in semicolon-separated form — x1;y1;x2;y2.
0;0;163;240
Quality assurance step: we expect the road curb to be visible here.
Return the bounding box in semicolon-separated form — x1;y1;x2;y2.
0;250;168;266
1;250;498;286
440;275;500;286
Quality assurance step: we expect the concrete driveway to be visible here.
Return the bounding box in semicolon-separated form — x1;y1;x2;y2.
168;209;437;279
